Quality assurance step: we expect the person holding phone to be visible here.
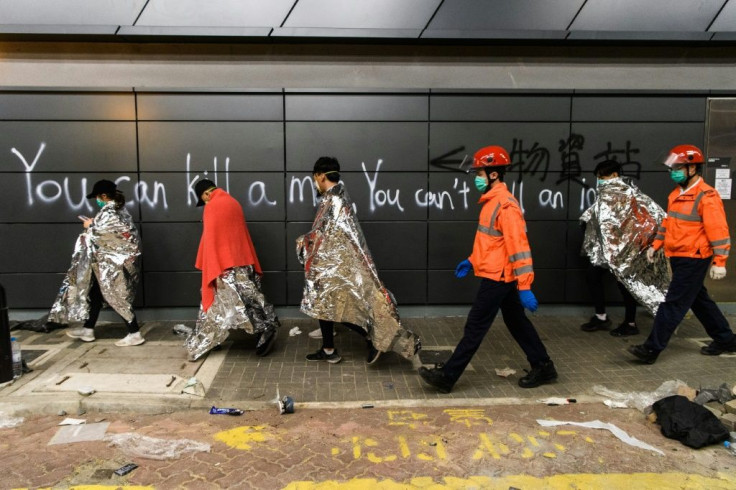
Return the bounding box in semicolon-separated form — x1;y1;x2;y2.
49;179;143;347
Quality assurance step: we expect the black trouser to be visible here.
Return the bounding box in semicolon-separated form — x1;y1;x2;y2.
319;319;367;350
441;279;551;385
644;257;734;352
84;275;139;334
587;264;637;324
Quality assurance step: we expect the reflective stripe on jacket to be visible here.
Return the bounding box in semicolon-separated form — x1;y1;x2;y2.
652;178;730;267
468;182;535;290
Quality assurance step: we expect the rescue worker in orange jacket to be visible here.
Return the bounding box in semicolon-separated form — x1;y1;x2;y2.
418;145;556;393
629;144;736;364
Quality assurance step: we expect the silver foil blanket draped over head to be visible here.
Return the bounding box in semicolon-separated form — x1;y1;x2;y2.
186;265;280;361
49;204;141;324
580;177;670;315
296;183;420;359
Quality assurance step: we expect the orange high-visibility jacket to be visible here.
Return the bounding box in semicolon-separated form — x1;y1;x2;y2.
652;178;730;267
469;182;534;290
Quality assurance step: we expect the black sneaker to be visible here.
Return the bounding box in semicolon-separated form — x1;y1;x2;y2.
581;316;611;332
518;360;558;388
418;366;454;394
610;323;640;337
627;344;659;364
366;341;381;365
255;328;276;357
306;348;342;364
700;337;736;356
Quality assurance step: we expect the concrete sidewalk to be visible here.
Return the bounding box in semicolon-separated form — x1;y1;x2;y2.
2;311;736;416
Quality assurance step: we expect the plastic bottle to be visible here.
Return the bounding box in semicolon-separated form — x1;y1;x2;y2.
10;337;22;379
724;441;736;456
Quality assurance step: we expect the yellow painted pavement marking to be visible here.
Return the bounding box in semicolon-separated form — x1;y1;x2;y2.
213;425;271;450
283;472;736;489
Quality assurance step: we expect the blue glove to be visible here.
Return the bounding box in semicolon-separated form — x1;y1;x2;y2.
519;290;538;312
454;259;473;278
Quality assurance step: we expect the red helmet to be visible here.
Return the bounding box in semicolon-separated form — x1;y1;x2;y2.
472;145;511;169
663;144;704;167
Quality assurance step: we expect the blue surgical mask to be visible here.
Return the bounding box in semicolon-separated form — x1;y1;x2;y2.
474;176;488;192
670;169;687;184
96;198;106;208
596;179;606;186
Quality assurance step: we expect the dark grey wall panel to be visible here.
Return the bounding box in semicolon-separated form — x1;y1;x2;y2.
526;222;567;269
565;220;588;270
572;97;706;122
379;270;427;305
286;222;314;271
431;95;571;121
138;122;284;172
360;222;427;270
137;173;284;222
144;271;286;307
570;122;705;173
1;273;65;309
0;93;135;120
143;271;200;307
532;269;566;303
287;271;305;305
0;173;141;223
0;122;137;172
137;94;283;121
0;224;83;272
427;270;482;304
285;122;427;171
286;95;427;121
428;221;477;269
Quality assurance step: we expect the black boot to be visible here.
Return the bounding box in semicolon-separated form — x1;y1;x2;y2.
518;360;557;388
627;344;659;364
255;328;277;357
418;366;454;394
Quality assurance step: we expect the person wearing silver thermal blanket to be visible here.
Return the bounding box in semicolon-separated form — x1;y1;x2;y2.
49;179;144;347
297;157;420;365
185;179;280;361
579;160;670;336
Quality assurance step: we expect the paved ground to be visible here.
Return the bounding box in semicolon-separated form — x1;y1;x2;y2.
2;310;736;414
2;403;736;489
2;311;736;488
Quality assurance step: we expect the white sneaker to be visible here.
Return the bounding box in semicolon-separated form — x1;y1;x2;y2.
115;332;145;347
308;328;337;340
66;327;95;342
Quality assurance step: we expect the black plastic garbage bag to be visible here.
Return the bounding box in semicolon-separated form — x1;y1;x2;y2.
11;314;64;333
652;395;729;448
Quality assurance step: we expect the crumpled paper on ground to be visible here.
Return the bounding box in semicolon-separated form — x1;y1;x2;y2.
289;327;302;336
537;419;664;456
593;379;688;412
495;367;516;377
105;433;210;460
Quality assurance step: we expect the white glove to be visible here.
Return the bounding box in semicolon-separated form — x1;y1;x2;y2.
645;247;656;264
710;265;727;280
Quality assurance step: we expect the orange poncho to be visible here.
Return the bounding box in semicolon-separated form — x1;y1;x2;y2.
195;189;262;311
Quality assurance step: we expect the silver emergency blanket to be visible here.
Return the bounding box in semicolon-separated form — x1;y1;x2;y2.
186;265;279;361
49;203;140;324
296;183;420;359
580;177;670;315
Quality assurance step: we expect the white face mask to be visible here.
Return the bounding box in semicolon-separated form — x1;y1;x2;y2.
313;179;322;195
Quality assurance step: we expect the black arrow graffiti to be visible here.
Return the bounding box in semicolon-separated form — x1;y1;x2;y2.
429;146;468;173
